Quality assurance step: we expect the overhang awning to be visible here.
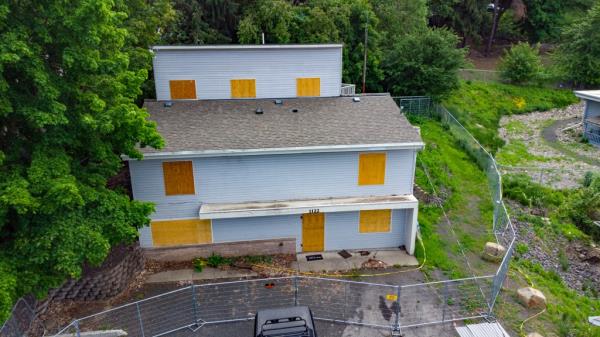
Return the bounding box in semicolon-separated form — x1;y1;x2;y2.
199;195;418;219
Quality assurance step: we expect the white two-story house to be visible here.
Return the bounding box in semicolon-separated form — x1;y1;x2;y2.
129;44;424;259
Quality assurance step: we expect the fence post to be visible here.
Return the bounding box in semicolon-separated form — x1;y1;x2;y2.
192;285;199;323
442;282;449;323
74;320;81;337
343;282;348;321
136;303;145;337
393;286;401;334
292;276;298;306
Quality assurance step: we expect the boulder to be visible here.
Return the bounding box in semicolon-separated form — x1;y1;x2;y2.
526;333;544;337
517;287;547;309
584;248;600;264
482;242;506;262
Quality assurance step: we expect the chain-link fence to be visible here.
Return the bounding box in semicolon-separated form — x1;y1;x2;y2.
395;96;432;115
0;297;36;337
411;102;516;313
50;275;495;337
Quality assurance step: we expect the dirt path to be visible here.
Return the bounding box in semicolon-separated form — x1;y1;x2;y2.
497;102;599;189
542;118;600;167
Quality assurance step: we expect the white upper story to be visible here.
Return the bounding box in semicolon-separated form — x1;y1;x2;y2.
152;44;344;101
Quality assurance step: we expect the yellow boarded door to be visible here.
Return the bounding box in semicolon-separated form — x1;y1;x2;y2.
151;219;212;247
302;213;324;252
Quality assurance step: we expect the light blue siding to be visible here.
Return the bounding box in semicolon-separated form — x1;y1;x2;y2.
585;101;600;118
209;210;408;252
213;215;302;251
153;47;342;101
324;210;408;251
129;150;417;220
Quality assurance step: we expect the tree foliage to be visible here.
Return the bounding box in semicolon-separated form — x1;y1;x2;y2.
498;42;542;84
237;0;384;92
0;0;167;320
554;2;600;87
383;28;466;99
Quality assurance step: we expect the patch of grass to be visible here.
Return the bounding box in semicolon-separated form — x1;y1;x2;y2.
444;81;577;153
495;140;550;166
410;116;494;278
513;259;600;337
504;120;532;136
206;253;233;268
515;243;529;255
557;249;569;271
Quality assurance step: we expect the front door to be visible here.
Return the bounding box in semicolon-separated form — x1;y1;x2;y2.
302;213;324;252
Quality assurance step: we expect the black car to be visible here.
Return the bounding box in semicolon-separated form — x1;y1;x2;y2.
254;306;317;337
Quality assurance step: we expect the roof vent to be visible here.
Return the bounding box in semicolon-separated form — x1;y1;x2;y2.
255;107;264;114
274;99;283;105
291;108;299;113
164;101;173;108
352;97;361;103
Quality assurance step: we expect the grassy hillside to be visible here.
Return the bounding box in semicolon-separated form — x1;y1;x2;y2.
412;81;599;336
443;81;578;152
410;115;494;278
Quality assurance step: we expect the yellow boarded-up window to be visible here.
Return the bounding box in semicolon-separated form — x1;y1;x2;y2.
358;153;386;185
151;219;212;247
359;210;391;233
163;161;195;196
231;79;256;98
296;78;321;97
169;80;197;100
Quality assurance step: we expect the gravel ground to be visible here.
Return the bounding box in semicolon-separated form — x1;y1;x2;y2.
510;201;600;297
498;102;599;189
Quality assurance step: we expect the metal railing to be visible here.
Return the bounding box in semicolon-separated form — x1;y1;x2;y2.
394;96;432;115
340;83;356;96
50;275;495;337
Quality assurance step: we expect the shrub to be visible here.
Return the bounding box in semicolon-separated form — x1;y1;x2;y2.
515;243;529;255
498;42;543;84
192;258;206;272
502;174;565;208
206;253;232;268
383;27;466;99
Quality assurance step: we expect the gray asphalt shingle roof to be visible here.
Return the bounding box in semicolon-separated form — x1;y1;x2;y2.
141;94;422;154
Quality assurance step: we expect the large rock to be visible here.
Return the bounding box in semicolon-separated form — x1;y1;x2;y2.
518;287;547;309
482;242;506;262
584;247;600;264
526;333;544;337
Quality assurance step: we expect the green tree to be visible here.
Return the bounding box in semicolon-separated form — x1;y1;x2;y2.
164;0;236;44
498;42;542;84
237;0;384;92
554;2;600;87
371;0;428;40
428;0;488;46
382;28;466;99
0;0;164;320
